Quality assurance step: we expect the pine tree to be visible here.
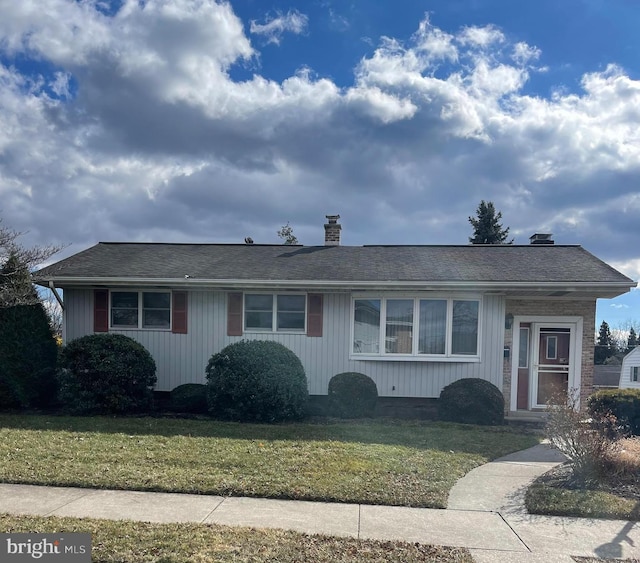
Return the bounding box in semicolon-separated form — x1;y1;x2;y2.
627;327;638;354
595;320;615;365
468;201;513;244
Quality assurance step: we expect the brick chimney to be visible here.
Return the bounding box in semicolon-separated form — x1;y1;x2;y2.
529;233;554;245
324;215;341;246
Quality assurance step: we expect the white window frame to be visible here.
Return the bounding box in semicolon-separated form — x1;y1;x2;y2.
243;293;307;333
632;366;639;383
350;295;481;362
109;290;172;331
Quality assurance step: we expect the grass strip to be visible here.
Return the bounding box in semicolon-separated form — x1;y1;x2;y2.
0;513;473;563
526;482;640;520
0;415;538;508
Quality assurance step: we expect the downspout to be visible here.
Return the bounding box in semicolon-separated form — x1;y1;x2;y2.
48;281;64;310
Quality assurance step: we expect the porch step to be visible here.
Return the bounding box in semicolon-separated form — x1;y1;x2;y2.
505;411;547;431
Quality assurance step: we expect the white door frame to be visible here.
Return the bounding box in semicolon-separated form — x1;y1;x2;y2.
510;315;583;411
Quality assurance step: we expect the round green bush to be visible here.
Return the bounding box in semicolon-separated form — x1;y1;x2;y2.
58;334;157;415
328;372;378;418
438;378;505;426
0;303;58;409
206;340;308;422
588;389;640;436
169;383;208;414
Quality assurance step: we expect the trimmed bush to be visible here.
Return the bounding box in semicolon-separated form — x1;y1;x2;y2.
206;340;308;422
438;378;505;426
328;372;378;418
169;383;208;414
0;303;58;409
588;389;640;436
58;334;156;415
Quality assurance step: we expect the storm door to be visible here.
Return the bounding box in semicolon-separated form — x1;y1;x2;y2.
530;325;573;408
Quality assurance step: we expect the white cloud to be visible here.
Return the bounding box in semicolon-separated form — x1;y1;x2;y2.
459;25;505;48
512;41;541;65
250;9;308;45
0;3;639;270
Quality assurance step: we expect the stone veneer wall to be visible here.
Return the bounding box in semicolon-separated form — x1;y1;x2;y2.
503;299;596;412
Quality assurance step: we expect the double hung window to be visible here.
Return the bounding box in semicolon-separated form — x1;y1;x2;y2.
244;294;306;332
111;291;171;329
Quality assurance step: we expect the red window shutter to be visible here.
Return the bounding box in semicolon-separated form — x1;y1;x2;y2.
307;294;323;337
172;291;188;334
227;292;243;336
94;289;109;333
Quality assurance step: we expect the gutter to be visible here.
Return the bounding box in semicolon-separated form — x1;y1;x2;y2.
36;276;636;293
48;281;64;310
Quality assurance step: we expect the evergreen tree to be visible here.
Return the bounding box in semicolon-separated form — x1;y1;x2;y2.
627;327;638;354
468;200;513;244
0;253;58;408
595;320;615;365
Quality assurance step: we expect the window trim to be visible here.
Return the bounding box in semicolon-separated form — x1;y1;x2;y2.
546;335;558;360
243;293;307;334
109;289;172;331
350;294;481;362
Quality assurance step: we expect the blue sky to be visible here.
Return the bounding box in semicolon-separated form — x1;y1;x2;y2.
1;0;640;330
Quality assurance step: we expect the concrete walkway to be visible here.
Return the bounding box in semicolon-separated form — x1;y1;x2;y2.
0;444;639;561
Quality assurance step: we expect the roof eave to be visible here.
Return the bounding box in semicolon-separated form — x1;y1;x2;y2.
35;276;636;297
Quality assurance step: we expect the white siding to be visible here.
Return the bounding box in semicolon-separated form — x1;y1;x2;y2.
620;347;640;389
63;289;506;396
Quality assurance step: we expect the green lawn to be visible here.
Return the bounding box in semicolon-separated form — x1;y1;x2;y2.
0;514;473;563
0;414;537;508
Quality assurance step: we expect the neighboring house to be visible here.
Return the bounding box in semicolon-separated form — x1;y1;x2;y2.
619;347;640;390
593;365;622;389
36;216;636;415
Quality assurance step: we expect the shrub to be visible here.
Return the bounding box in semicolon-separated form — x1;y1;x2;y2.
438;378;504;426
545;392;619;486
587;389;640;436
58;334;156;415
206;340;308;422
545;391;629;487
169;383;208;414
328;372;378;418
0;303;58;409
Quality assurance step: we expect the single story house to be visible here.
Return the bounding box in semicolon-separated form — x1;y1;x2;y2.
619;347;640;390
36;216;636;415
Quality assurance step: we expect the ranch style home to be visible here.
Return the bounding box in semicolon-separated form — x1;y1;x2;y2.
36;216;636;416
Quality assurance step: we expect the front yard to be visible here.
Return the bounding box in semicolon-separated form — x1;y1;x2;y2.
0;414;538;508
0;514;473;563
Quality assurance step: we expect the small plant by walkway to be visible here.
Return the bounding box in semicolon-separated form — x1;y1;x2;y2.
526;393;640;520
0;414;538;508
0;514;473;563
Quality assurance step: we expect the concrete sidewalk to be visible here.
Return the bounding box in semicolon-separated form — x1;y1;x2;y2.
0;444;639;561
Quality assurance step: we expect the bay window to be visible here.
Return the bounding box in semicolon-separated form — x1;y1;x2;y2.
352;296;480;359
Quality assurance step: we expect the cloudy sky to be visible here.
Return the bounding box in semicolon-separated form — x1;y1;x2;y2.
1;0;639;327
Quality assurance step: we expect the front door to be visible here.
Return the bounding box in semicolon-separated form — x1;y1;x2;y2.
530;324;574;408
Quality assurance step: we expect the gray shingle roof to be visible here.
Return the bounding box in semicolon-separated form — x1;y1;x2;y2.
36;242;634;290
